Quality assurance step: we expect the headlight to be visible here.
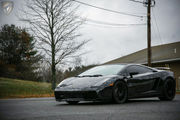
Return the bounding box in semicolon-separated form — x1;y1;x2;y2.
56;82;63;88
93;78;115;87
108;83;114;86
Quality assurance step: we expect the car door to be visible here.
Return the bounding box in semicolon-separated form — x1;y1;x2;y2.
125;65;156;97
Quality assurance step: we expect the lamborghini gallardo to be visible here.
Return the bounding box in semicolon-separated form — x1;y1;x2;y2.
54;64;176;104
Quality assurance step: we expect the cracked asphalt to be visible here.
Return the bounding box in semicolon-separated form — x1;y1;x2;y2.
0;95;180;120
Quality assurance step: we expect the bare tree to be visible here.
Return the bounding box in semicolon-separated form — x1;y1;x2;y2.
20;0;87;89
73;56;82;68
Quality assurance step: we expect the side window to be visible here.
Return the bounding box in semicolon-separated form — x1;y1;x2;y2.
126;66;138;76
119;69;128;76
137;66;153;74
126;65;153;76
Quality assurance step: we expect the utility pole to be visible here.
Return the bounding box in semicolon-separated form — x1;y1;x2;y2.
147;0;152;67
130;0;155;66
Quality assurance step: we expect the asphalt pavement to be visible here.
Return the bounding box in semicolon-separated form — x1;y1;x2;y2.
0;95;180;120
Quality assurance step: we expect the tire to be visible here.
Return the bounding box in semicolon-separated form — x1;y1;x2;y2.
159;78;176;101
66;101;79;105
112;81;128;104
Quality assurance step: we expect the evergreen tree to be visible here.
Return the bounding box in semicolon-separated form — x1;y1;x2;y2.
0;24;42;80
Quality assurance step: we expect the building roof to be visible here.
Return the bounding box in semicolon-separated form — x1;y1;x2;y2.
104;41;180;64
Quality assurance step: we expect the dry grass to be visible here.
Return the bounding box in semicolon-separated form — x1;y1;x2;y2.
0;77;54;99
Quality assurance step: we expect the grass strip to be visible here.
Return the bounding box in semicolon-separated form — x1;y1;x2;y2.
0;77;54;99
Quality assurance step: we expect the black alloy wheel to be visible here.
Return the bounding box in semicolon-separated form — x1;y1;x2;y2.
113;81;128;104
159;78;176;101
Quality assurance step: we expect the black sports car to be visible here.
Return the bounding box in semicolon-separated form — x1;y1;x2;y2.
54;64;176;104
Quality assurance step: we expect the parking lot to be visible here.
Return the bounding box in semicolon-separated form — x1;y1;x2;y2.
0;95;180;120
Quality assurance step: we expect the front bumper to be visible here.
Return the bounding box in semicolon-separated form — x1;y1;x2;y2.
54;91;100;101
54;87;113;102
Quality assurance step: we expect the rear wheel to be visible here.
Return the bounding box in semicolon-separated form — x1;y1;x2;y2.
159;78;176;101
66;101;79;105
112;81;128;104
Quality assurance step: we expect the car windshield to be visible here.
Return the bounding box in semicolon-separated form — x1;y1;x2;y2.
78;64;125;76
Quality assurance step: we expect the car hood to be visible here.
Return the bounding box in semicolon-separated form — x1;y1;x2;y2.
57;75;119;89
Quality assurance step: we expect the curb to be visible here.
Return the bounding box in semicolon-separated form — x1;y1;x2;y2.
0;94;54;99
0;97;55;101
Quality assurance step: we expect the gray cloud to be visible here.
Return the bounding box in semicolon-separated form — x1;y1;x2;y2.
0;0;180;66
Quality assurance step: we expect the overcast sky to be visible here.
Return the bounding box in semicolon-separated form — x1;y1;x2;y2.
0;0;180;66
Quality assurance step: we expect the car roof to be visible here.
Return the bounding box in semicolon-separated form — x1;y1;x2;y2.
102;63;157;71
101;63;140;67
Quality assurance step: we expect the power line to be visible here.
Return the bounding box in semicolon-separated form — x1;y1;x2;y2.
152;21;161;44
84;22;146;28
83;23;130;28
152;8;163;44
83;18;146;26
152;20;163;45
129;0;144;4
72;0;145;18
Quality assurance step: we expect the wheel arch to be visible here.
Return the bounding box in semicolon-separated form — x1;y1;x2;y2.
113;78;129;94
164;76;176;84
113;78;127;86
160;76;175;87
166;76;175;80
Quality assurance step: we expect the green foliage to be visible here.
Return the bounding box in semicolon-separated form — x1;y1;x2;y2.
0;24;42;81
0;77;53;98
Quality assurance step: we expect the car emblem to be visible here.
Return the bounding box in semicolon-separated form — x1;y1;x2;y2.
60;84;67;87
1;1;14;15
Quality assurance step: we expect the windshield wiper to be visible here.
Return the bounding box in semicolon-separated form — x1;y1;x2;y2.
75;74;103;77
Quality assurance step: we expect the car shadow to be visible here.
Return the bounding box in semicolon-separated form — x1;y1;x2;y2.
55;98;174;106
127;99;160;104
56;101;111;106
56;95;180;106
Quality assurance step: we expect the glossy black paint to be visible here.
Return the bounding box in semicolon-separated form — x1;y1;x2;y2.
54;64;175;102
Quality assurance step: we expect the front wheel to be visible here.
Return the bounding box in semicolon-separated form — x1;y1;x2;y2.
159;78;176;101
112;81;128;104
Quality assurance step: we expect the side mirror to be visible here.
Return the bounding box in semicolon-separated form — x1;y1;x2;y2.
129;72;138;78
